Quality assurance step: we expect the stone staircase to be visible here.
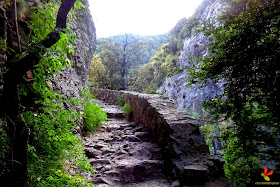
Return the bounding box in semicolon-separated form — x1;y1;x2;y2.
82;100;173;187
82;99;234;187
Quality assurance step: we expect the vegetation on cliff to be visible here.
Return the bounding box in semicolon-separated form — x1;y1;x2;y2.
188;0;280;185
127;9;202;93
0;0;106;186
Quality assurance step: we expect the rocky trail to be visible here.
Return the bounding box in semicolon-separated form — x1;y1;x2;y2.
82;100;174;187
81;99;233;187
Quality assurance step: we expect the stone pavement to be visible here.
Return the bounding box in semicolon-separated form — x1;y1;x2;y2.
82;100;173;187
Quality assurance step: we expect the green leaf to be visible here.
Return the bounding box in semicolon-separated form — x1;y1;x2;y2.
74;0;85;10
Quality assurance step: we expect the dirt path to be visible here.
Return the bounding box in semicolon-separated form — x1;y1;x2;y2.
82;100;175;187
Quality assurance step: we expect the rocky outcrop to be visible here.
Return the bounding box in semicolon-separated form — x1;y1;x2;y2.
157;0;224;116
90;88;227;186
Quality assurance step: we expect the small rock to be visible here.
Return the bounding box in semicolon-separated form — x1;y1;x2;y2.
123;127;133;131
116;149;128;156
126;135;141;142
94;159;111;165
126;149;134;156
69;169;75;176
84;148;102;158
112;136;121;141
134;126;146;132
104;138;113;143
171;181;180;187
102;178;114;185
104;165;112;171
119;124;129;130
79;172;91;178
91;163;103;170
104;170;119;177
102;148;115;155
114;154;129;160
93;143;105;150
92;177;105;184
135;132;149;138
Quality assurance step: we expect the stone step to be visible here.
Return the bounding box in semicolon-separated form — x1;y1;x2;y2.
114;159;166;183
90;158;167;186
93;179;171;187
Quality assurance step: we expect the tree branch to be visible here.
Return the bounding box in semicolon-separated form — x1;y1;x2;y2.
15;0;76;75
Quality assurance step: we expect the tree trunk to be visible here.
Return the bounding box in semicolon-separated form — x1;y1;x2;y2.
121;57;126;90
120;34;129;90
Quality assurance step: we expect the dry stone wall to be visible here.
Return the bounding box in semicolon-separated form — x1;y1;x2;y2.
90;88;225;185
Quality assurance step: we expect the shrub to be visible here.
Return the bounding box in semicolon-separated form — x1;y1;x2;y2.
118;94;125;107
82;100;107;134
122;103;132;116
23;93;94;187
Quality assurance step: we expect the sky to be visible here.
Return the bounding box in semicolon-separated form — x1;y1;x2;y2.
88;0;203;38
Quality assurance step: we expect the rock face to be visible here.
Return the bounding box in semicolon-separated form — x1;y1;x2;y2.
90;88;227;186
157;0;224;116
46;0;96;113
0;0;96;113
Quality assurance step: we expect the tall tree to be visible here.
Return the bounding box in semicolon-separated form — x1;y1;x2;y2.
99;34;147;90
88;55;108;88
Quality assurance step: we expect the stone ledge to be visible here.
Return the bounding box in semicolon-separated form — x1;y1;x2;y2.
90;88;225;185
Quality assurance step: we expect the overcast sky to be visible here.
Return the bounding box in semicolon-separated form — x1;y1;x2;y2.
88;0;203;38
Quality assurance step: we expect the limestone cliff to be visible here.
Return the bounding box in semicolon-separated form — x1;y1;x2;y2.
158;0;224;116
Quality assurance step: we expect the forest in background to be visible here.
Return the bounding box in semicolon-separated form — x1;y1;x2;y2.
88;19;189;93
88;0;280;185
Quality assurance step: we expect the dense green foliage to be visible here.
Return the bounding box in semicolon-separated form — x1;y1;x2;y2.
188;0;280;185
82;90;107;134
22;1;94;186
91;34;148;90
128;44;179;93
89;34;167;91
95;34;168;65
88;55;107;88
118;94;125;107
23;97;93;186
0;119;10;173
122;103;132;116
0;1;104;186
